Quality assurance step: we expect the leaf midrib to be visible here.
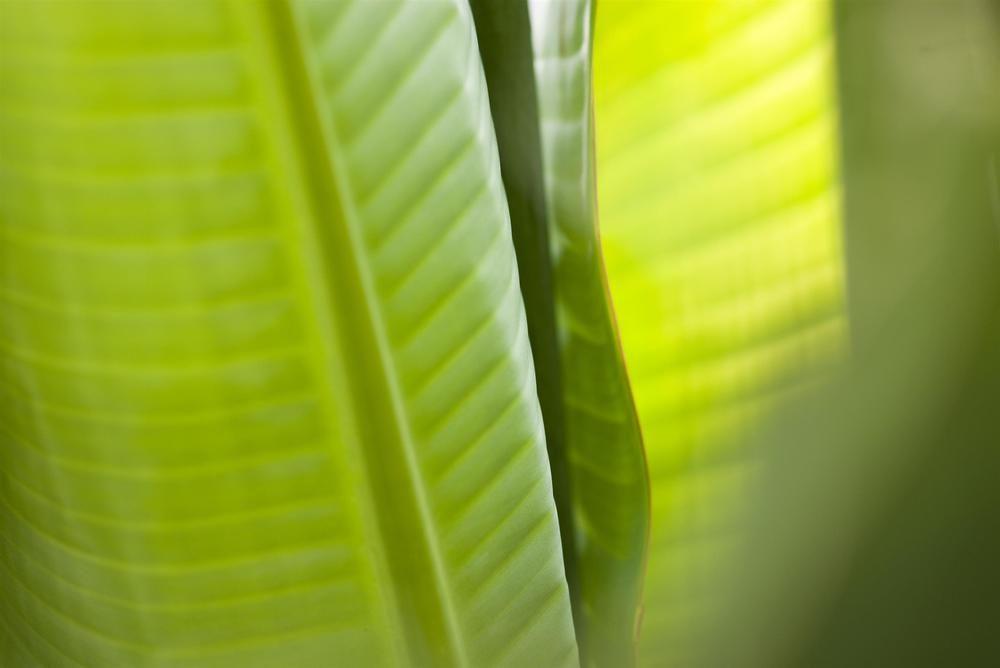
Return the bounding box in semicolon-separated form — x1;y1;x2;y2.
239;1;468;666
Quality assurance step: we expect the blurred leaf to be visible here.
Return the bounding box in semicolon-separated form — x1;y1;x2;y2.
591;0;847;663
692;1;1000;665
0;1;578;665
526;1;650;665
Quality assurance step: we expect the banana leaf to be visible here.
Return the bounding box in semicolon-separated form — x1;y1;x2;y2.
525;1;650;665
590;1;847;663
466;0;579;626
691;1;1000;665
0;1;578;665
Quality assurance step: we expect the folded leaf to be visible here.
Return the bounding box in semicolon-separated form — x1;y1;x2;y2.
527;1;650;665
0;1;577;665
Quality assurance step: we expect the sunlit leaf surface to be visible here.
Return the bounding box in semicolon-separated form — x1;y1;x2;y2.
592;1;847;662
0;1;577;665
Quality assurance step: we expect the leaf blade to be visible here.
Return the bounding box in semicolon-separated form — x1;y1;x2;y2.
0;1;578;665
527;1;650;665
591;0;847;663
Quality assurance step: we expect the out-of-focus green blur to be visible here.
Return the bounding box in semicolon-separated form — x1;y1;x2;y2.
596;0;1000;665
594;1;847;662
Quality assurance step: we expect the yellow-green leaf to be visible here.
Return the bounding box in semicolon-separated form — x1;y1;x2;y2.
0;1;577;665
592;1;847;662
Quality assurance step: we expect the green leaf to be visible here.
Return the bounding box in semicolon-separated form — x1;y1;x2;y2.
466;0;579;624
526;1;650;665
0;1;578;665
591;0;847;662
688;2;1000;665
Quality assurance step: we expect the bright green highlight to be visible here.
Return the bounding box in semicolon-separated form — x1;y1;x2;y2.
593;1;847;662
